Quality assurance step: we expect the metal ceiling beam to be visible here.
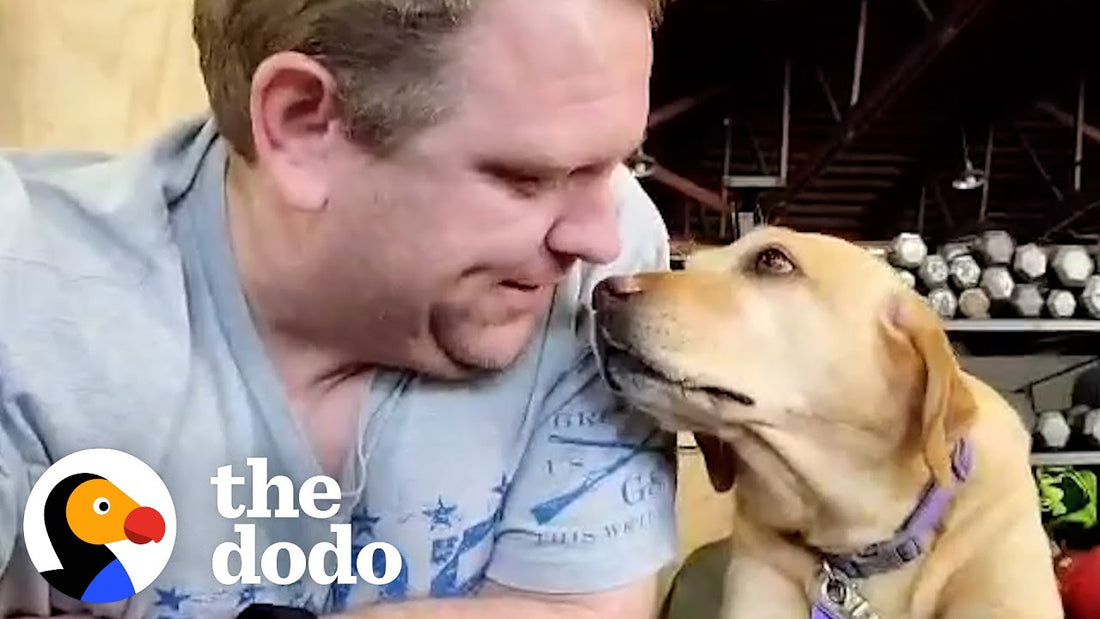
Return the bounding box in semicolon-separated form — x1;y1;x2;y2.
1075;73;1087;193
648;164;728;213
721;117;733;238
978;123;995;221
1012;121;1064;203
850;0;869;107
930;177;956;229
780;57;791;183
766;0;994;216
647;86;729;129
917;184;927;235
745;120;769;175
912;0;934;22
1038;197;1100;243
815;64;842;123
1034;100;1100;145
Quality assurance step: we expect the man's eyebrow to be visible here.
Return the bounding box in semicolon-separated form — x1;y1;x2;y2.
477;157;571;176
479;137;648;175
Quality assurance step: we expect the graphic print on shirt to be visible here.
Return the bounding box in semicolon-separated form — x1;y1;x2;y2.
428;475;511;597
143;407;671;617
325;475;511;613
530;405;672;548
150;580;324;618
322;502;413;613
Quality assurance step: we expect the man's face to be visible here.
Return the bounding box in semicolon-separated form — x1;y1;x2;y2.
319;0;654;377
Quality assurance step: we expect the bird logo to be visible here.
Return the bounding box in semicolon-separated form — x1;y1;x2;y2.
23;449;176;604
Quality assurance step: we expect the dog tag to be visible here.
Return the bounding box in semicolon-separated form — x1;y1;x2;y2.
813;562;880;619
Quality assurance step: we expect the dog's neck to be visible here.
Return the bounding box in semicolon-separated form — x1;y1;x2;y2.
737;441;932;555
733;382;937;556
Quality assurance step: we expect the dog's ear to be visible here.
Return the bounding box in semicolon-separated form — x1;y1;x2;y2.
694;432;736;493
882;290;978;487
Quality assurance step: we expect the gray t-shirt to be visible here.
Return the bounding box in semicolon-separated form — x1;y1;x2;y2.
0;118;678;618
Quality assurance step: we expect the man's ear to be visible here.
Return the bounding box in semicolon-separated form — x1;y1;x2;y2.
694;432;736;493
248;51;344;212
881;290;978;487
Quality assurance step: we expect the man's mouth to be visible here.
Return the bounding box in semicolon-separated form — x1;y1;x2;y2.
600;342;756;407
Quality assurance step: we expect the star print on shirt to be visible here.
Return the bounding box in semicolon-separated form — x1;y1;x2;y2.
154;587;190;612
291;591;318;614
422;497;458;530
350;507;381;539
237;584;261;606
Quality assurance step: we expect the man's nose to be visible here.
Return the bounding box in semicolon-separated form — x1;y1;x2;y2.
546;181;622;266
592;275;644;312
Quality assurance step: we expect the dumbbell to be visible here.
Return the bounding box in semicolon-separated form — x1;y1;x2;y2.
939;237;976;261
1065;404;1091;432
949;255;982;290
975;230;1015;266
980;266;1015;303
1013;243;1048;282
1047;289;1078;318
1081;275;1100;318
918;255;949;289
1010;283;1044;318
889;233;928;269
1051;246;1095;288
927;288;957;319
1080;410;1100;449
1063;405;1100;450
895;269;917;289
1033;410;1072;451
958;288;991;318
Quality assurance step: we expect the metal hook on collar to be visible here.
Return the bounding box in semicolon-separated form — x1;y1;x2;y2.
815;561;881;619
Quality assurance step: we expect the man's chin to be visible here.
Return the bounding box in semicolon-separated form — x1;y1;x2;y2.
432;315;540;378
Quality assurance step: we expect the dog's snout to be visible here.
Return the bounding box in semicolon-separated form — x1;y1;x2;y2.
593;275;644;311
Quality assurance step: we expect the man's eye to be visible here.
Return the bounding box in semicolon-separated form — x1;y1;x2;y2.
483;165;554;196
503;170;558;197
507;174;549;196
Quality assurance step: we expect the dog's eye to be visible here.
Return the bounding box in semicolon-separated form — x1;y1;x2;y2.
755;247;796;275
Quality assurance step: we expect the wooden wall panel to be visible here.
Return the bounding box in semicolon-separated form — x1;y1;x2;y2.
0;0;209;151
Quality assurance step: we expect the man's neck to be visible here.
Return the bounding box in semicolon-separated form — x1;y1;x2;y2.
224;155;371;394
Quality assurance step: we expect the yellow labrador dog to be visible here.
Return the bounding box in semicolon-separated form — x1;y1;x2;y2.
592;226;1062;618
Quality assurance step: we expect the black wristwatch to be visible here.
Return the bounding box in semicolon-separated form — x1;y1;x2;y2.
237;603;319;619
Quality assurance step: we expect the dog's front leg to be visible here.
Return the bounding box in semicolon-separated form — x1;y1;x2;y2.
721;556;810;619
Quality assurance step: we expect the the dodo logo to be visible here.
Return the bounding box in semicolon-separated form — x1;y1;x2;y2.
22;449;176;604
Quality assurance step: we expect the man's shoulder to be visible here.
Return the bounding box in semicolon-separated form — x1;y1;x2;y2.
0;117;215;284
0;119;217;425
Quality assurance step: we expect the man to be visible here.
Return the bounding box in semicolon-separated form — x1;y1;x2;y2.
0;0;678;618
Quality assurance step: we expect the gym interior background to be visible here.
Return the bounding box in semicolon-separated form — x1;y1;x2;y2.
3;0;1099;611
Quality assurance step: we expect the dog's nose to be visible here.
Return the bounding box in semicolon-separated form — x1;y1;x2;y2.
593;275;643;311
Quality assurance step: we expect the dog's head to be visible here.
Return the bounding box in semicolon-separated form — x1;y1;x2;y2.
593;226;977;509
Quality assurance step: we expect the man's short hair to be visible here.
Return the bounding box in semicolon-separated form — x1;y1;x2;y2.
192;0;667;160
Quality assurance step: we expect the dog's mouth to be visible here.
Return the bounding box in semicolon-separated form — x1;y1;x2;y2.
599;339;756;407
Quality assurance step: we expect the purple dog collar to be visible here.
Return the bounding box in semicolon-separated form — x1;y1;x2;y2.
822;438;974;579
809;438;974;618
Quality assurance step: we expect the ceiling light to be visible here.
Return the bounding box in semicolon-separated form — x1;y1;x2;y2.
952;160;986;191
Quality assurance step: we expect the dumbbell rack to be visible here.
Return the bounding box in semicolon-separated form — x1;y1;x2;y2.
945;318;1100;467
